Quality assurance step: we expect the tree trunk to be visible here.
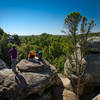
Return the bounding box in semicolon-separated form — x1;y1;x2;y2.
73;32;78;75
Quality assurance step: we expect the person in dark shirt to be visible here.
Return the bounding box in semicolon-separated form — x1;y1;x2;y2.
38;51;42;61
8;46;17;73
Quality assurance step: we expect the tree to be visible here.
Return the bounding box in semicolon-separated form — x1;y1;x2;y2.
86;20;95;39
79;16;88;74
0;27;4;35
79;17;95;74
81;16;87;34
13;34;21;45
0;33;10;65
0;27;4;39
64;12;82;74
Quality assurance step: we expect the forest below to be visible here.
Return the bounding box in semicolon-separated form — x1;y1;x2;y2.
0;27;100;74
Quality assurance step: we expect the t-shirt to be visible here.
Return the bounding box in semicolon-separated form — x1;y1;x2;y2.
8;48;17;59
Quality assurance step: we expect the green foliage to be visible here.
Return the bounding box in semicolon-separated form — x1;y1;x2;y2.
0;11;97;74
81;16;87;34
0;33;11;65
0;27;4;35
17;34;73;73
64;12;82;34
64;12;82;74
0;27;100;74
0;27;4;40
0;29;21;66
63;12;96;76
13;34;21;45
52;56;66;73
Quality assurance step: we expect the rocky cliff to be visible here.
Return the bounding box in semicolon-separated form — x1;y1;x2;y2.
0;59;78;100
82;37;100;85
0;59;57;100
64;37;100;100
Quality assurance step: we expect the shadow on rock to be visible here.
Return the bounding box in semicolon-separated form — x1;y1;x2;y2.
15;73;28;88
27;59;40;64
51;76;64;100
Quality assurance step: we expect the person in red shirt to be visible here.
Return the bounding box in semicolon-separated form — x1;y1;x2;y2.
28;51;36;60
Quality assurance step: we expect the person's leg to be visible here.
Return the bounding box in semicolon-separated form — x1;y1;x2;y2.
11;59;17;73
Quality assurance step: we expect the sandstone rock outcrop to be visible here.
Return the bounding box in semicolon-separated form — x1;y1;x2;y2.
52;74;78;100
57;74;73;91
64;37;100;100
64;37;100;85
52;86;78;100
92;94;100;100
0;59;57;100
88;37;100;52
0;58;78;100
79;37;100;100
17;59;49;72
62;89;78;100
82;37;100;86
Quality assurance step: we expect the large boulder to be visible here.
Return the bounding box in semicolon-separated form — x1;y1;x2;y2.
52;86;78;100
83;53;100;85
63;89;78;100
64;37;100;85
20;85;52;100
57;74;73;91
92;94;100;100
64;37;100;99
79;37;100;99
17;59;50;72
0;59;57;100
51;73;78;100
81;37;100;86
88;37;100;52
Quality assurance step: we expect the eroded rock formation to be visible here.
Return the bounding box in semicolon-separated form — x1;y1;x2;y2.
82;37;100;86
0;59;57;100
80;37;100;100
0;59;78;100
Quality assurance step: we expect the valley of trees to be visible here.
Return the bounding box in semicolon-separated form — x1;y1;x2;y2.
0;30;74;73
0;27;100;74
0;12;100;74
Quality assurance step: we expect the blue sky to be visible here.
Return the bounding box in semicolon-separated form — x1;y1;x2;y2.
0;0;99;35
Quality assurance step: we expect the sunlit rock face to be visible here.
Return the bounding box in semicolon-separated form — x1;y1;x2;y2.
88;37;100;52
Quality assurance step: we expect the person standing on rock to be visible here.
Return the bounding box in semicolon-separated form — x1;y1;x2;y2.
8;45;17;73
